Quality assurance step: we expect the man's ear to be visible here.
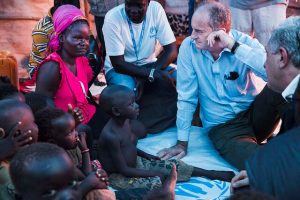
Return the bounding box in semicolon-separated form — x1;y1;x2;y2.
278;47;289;69
0;128;5;139
112;106;121;117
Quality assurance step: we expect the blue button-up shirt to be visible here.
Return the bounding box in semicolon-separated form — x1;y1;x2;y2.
177;29;267;141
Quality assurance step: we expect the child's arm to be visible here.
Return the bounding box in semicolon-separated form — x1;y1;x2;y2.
104;133;165;180
78;132;92;176
137;149;161;160
78;169;109;196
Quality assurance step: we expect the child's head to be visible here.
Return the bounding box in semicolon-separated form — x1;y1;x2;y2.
35;108;78;150
0;76;25;102
100;85;139;119
25;92;55;115
0;99;38;143
10;142;78;200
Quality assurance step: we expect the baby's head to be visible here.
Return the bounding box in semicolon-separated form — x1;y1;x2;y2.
0;76;25;102
10;143;79;200
0;99;38;144
25;92;55;115
100;85;139;119
35;107;78;150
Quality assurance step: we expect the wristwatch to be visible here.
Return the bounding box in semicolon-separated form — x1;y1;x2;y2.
148;68;155;83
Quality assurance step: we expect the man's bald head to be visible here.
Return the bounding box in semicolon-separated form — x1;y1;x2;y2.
193;1;231;33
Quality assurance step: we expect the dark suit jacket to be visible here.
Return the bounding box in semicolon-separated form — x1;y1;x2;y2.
246;80;300;199
246;126;300;200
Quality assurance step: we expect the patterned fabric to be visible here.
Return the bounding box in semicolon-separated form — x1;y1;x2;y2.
28;10;54;78
166;13;189;37
104;0;124;12
109;156;194;190
88;0;125;17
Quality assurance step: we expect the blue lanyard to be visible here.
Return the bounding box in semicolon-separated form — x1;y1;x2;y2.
124;8;146;63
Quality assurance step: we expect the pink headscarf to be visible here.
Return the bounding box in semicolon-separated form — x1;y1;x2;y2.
49;5;87;51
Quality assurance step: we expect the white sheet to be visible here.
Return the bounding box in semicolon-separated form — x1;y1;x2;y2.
137;126;238;200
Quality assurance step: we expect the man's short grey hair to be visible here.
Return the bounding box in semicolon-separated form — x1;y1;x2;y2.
195;1;231;32
268;16;300;68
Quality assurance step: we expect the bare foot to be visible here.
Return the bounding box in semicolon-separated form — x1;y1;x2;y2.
163;164;177;200
145;164;177;200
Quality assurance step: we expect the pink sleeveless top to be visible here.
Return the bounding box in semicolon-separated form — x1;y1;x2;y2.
39;52;95;124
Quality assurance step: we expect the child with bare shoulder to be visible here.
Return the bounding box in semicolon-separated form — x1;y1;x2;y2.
98;85;235;191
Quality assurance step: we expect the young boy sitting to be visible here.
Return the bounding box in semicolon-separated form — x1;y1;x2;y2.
0;99;39;200
98;85;235;191
10;143;112;200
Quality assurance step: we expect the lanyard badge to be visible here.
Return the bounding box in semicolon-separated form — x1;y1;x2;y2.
124;8;146;65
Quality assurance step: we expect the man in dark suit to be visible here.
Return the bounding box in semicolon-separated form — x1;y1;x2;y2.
231;16;300;199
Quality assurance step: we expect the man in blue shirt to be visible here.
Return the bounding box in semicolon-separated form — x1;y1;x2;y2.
157;1;287;170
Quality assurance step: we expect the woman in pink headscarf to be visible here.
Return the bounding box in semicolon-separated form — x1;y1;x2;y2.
36;5;109;141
